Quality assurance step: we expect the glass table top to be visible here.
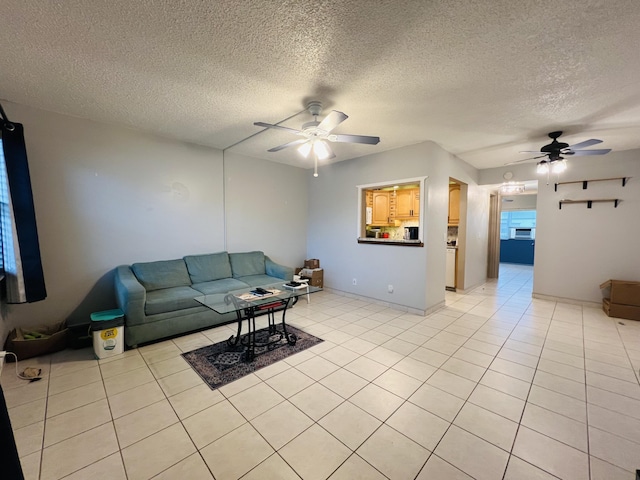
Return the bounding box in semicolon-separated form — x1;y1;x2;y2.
195;281;322;314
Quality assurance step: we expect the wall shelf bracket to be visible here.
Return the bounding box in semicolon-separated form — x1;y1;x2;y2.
558;199;620;210
554;177;628;192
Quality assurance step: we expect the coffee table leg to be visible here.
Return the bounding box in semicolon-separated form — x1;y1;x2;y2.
281;298;297;345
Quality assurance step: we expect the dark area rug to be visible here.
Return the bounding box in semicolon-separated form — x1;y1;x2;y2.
182;325;323;390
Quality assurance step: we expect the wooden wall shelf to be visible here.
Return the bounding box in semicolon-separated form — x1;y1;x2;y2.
554;177;628;192
559;199;620;209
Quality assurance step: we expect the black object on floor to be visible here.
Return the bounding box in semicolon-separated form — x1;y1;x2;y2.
182;325;323;390
0;384;25;479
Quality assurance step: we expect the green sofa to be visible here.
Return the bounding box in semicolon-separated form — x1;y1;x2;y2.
114;251;294;347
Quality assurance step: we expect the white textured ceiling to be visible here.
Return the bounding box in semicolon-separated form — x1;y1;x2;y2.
2;0;640;170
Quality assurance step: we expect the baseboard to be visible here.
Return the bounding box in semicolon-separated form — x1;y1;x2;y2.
324;288;430;316
532;292;601;308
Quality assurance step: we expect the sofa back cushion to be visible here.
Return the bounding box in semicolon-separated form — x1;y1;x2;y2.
184;252;232;283
131;259;191;291
229;251;266;278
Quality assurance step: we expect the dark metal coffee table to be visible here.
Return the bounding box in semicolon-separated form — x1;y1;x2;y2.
195;282;321;362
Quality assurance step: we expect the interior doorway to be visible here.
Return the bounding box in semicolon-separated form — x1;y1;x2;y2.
447;178;467;290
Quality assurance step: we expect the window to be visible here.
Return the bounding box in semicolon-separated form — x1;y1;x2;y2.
356;177;427;245
500;210;536;239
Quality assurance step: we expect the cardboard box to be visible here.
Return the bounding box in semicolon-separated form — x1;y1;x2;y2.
4;322;69;360
295;267;324;288
304;259;320;269
602;298;640;321
599;279;640;307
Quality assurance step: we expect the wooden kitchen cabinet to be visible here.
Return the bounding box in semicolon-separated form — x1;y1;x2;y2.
396;188;420;218
372;191;391;225
448;184;460;225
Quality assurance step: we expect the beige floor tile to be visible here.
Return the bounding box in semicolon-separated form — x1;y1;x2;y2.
527;384;587;423
542;348;586;368
349;383;404;421
265;367;315;398
512;426;589;480
295;355;340;380
121;423;196;480
228;382;284;420
426;369;476;400
99;354;147;379
218;372;261;397
452;347;495;368
289;382;343;420
40;423;119;480
481;370;531;400
490;357;535;382
454;402;518;451
588;403;640;445
434;425;509;480
19;450;41;480
148;355;190;379
364;346;405;367
320;345;361;366
589;456;636;480
586;371;640;400
588;426;640;473
372;368;422;398
8;397;46;429
587;386;640;420
357;424;429;480
585;358;638;383
46;381;106;418
3;380;48;409
503;456;557;479
104;366;155;396
497;347;539;368
502;339;543;356
395;329;431;346
157;368;203;396
521;403;588;452
391;357;436;382
108;381;165;419
340;337;378;355
63;452;127;480
319;368;368;398
49;349;97;377
387;401;449;451
319;401;381;450
168;383;224;420
463;338;502;356
139;342;182;364
279;424;351;480
182;399;246;449
409;383;465;422
328;453;387;480
538;358;585;383
416;454;473;479
115;399;179;448
380;337;419;356
468;384;525;422
243;453;301;480
153;452;213;479
253;359;291;380
408;346;450;367
13;420;44;458
172;332;212;352
344;356;388;381
423;338;460;356
251;400;313;450
441;357;486;382
534;370;586;401
45;398;112;447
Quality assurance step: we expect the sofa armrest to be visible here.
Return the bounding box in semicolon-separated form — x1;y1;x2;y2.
114;265;146;326
265;257;294;281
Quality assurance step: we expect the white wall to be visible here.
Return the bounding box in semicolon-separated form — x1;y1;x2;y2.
223;151;308;267
480;151;640;303
502;194;537;210
1;101;308;338
307;141;489;312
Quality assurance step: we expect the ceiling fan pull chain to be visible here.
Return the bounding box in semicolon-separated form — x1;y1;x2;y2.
313;155;319;177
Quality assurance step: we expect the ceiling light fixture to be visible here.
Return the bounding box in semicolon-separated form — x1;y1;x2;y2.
500;182;526;195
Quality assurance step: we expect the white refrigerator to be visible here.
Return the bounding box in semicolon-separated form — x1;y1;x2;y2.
446;248;456;290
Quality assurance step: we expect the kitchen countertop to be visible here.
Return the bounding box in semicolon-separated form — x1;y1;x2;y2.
358;238;423;246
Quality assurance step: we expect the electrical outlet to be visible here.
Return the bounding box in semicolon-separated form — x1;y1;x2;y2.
352;278;357;286
388;284;394;293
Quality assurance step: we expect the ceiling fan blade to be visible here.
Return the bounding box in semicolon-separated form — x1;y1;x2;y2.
324;142;336;160
254;122;303;136
566;139;602;150
329;134;381;145
317;110;348;133
504;154;547;165
568;149;612;156
267;139;308;152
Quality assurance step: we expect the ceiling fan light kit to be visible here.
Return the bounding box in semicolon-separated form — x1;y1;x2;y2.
254;101;380;177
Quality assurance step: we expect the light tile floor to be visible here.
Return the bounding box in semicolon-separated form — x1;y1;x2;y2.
3;264;640;479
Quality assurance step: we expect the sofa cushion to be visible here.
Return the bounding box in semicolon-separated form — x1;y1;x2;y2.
184;252;232;284
132;259;192;291
229;251;266;278
235;274;281;287
144;286;202;315
191;278;250;295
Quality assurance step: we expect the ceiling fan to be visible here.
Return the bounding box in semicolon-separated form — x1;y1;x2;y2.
507;131;611;174
254;101;380;163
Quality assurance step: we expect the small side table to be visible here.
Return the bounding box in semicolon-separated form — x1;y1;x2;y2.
294;275;311;304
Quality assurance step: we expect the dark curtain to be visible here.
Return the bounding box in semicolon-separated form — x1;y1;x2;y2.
0;104;46;303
